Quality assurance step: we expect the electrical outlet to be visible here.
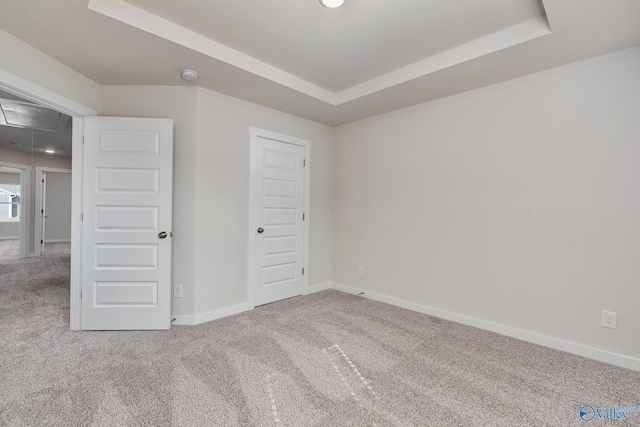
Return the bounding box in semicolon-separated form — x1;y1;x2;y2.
173;284;183;298
602;310;617;329
358;266;364;277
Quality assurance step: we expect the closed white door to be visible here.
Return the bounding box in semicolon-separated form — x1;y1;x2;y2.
250;129;309;306
82;117;173;330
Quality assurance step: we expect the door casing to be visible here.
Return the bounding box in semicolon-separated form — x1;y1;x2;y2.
248;127;311;307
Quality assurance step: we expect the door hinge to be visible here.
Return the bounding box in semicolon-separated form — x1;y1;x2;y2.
302;267;305;275
303;159;306;167
42;178;45;183
303;213;305;221
81;213;83;222
82;136;85;145
41;209;44;214
40;240;43;244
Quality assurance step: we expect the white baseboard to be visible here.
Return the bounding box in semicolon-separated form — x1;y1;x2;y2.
329;282;640;372
171;315;194;326
173;283;333;325
172;302;253;326
331;282;363;295
0;236;19;240
305;282;332;295
171;283;332;326
44;239;71;243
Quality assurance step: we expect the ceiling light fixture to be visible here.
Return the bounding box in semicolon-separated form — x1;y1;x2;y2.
320;0;345;8
45;149;55;154
181;69;198;81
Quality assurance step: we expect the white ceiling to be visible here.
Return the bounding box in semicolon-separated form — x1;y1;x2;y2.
126;0;545;92
0;0;639;126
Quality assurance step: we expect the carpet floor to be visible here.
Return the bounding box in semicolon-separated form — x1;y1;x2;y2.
1;239;639;426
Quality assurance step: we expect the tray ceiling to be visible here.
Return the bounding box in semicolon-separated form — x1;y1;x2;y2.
0;0;639;126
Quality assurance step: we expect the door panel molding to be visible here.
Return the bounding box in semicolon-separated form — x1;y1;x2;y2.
248;127;311;307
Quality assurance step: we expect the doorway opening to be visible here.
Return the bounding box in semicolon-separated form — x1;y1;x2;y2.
0;89;73;257
0;82;87;329
35;168;72;257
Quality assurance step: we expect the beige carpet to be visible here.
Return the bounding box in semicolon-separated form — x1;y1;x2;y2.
1;240;639;426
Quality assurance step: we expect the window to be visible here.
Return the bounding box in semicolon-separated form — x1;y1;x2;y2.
0;184;20;221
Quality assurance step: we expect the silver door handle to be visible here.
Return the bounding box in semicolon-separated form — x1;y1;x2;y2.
257;227;264;234
158;231;168;239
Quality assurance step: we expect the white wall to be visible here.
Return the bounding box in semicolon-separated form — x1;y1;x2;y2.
0;148;71;170
194;88;333;315
0;29;100;113
0;171;20;184
333;46;640;360
0;222;19;240
43;172;71;242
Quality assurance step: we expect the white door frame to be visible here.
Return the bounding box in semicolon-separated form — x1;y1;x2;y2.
34;167;72;256
0;160;31;257
0;69;97;331
247;127;311;308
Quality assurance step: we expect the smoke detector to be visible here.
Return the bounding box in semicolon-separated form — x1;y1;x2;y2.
180;69;198;81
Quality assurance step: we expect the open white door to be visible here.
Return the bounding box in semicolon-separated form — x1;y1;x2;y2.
82;117;173;330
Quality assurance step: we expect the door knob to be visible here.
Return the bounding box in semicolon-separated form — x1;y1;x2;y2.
158;231;168;239
257;227;264;234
